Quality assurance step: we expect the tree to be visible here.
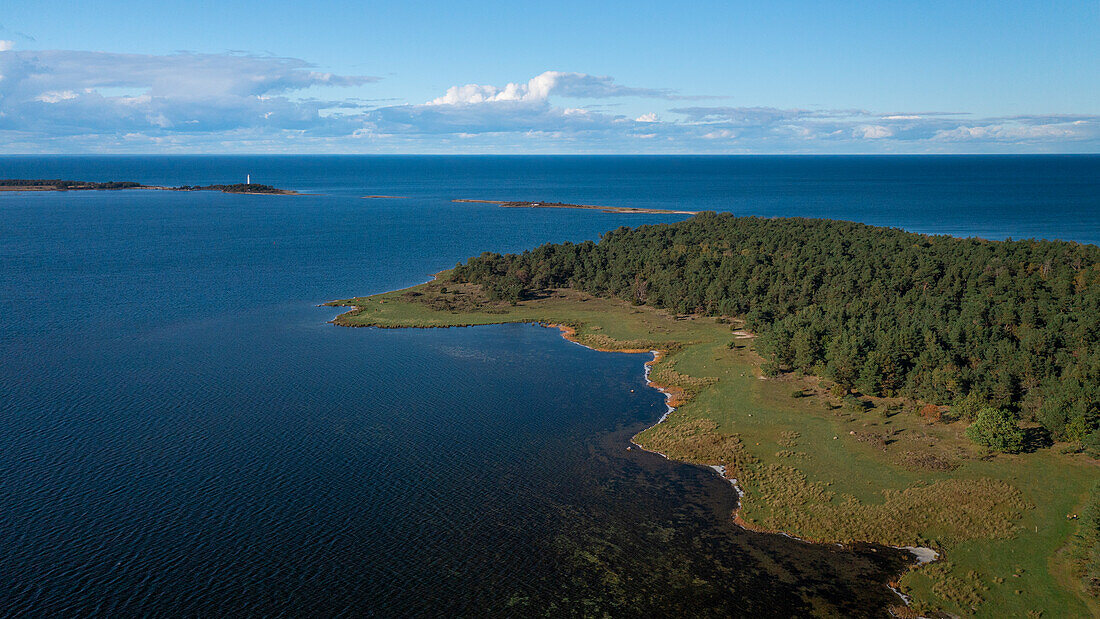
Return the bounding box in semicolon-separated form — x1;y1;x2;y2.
965;407;1025;453
952;391;989;421
485;274;525;305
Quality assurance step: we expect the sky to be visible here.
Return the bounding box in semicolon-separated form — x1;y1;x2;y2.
1;1;1097;154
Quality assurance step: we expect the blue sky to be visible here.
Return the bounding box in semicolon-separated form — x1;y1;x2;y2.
1;1;1097;153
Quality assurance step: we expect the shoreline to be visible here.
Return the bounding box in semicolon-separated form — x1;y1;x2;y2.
322;276;1095;616
326;297;934;607
518;320;939;610
550;321;939;608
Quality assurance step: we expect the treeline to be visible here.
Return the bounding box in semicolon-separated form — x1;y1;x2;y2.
0;179;142;189
453;213;1100;443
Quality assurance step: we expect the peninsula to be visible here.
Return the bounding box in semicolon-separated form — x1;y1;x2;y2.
0;179;299;195
328;213;1100;618
453;198;697;215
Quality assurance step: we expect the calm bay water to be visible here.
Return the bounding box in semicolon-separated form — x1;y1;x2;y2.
1;156;1097;616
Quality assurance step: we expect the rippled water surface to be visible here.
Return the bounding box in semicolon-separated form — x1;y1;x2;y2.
2;156;1097;616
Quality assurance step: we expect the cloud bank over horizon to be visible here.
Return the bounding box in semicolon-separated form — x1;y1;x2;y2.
1;47;1096;154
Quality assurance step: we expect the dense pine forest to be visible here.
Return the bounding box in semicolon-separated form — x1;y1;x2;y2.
453;213;1100;444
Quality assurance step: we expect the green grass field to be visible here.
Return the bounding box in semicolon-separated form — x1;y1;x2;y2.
329;274;1099;617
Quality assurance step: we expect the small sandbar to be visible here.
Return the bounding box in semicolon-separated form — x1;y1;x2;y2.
453;198;697;215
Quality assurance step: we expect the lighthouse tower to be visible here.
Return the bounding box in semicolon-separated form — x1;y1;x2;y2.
246;174;251;185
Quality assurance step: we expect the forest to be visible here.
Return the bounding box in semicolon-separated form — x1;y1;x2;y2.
453;213;1100;445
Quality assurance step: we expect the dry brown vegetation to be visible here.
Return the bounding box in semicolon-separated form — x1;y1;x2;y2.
640;417;1030;549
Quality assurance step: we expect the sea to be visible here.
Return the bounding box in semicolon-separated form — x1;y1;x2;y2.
2;155;1098;617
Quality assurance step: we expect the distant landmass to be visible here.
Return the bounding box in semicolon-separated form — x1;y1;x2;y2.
0;179;298;195
453;198;697;215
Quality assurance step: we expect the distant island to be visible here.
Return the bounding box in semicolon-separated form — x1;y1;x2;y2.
0;179;298;195
328;212;1100;617
453;198;697;215
168;183;297;195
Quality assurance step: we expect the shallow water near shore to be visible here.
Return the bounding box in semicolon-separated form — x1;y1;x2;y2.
2;155;1098;615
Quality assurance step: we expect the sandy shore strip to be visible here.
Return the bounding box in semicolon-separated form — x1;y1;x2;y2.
453;198;698;215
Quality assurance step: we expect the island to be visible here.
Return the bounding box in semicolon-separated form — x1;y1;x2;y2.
328;212;1100;617
168;183;297;195
0;179;298;194
453;198;698;215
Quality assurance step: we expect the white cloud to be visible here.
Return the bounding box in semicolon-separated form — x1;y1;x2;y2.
702;129;737;139
426;70;677;105
635;112;659;123
0;40;14;52
35;89;79;103
0;49;377;136
934;122;1093;142
855;125;893;139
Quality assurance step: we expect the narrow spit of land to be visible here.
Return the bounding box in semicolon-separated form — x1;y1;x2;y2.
326;270;1098;619
0;179;299;195
453;198;698;215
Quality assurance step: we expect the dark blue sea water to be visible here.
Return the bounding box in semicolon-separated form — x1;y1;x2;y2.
1;156;1097;616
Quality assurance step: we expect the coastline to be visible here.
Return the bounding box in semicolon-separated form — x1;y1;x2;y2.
324;275;1096;617
328;293;932;610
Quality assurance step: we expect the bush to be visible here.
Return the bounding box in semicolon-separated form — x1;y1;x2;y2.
484;275;525;305
1083;430;1100;458
952;392;988;421
965;407;1025;453
842;394;867;412
919;403;944;423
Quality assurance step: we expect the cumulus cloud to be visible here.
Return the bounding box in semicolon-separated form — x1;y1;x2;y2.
35;90;79;103
702;129;737;139
427;71;679;105
855;125;893;139
0;40;14;52
635;112;659;123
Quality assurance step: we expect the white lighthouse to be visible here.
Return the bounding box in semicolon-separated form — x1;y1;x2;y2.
246;174;251;185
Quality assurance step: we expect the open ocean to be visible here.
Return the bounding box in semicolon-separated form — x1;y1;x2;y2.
1;155;1097;616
